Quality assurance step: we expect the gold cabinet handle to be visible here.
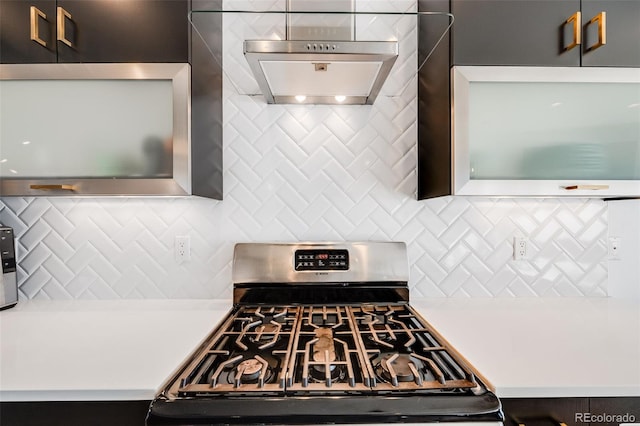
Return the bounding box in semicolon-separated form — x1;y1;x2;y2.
586;11;607;51
563;184;610;190
30;6;47;47
564;11;582;51
30;184;76;191
56;6;72;47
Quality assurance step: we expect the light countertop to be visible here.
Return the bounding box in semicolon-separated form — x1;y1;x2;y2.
411;297;640;398
0;299;229;401
1;297;639;402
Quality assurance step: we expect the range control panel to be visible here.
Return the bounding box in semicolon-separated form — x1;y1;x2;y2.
294;249;349;271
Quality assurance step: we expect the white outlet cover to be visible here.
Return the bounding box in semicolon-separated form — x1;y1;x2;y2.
513;237;528;261
608;237;621;260
175;235;191;263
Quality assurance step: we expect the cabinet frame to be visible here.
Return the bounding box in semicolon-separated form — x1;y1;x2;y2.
452;65;640;197
0;63;191;197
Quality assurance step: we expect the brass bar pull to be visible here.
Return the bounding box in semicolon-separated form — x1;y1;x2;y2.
30;6;47;47
30;184;76;191
586;11;607;51
56;7;72;47
563;184;610;190
565;11;582;51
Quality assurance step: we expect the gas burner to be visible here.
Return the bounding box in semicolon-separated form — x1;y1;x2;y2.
258;323;280;335
313;327;336;358
311;343;337;375
311;327;337;374
237;358;263;381
367;328;395;345
211;355;275;388
309;364;346;384
376;353;423;386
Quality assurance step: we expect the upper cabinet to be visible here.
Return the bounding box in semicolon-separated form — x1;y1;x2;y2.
418;0;640;199
0;63;192;197
0;0;189;64
0;1;224;199
451;0;640;67
451;66;640;198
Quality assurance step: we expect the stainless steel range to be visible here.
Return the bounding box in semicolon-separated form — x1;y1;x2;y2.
147;242;503;424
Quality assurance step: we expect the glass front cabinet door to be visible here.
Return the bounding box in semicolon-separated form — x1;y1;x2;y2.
0;63;190;196
452;66;640;197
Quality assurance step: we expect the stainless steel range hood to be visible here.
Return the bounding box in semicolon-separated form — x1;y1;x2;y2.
243;0;399;105
244;40;398;105
188;1;454;106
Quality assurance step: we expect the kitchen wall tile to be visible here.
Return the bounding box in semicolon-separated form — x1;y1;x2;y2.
1;188;608;300
504;277;538;297
0;0;610;300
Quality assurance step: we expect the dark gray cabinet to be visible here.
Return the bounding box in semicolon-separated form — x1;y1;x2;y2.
451;0;640;67
0;0;188;64
589;397;640;425
581;0;640;67
0;400;149;426
190;0;224;200
502;397;640;426
502;397;589;426
0;1;56;62
452;0;581;66
418;0;451;199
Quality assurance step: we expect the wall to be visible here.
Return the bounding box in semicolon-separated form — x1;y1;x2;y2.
608;200;640;300
0;1;611;300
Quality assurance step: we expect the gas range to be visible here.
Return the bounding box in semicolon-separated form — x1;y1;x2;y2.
147;242;503;425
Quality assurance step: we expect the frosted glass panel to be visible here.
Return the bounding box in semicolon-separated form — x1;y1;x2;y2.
468;81;640;180
0;80;173;178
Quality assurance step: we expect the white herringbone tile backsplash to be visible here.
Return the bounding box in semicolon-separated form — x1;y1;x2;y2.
0;1;609;300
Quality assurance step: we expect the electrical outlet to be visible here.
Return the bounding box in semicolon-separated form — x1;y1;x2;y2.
608;237;621;260
175;235;191;263
513;237;528;260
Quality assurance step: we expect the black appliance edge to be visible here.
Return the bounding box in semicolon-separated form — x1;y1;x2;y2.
146;393;503;425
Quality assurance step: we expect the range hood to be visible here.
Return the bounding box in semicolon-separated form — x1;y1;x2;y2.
244;40;398;105
188;1;453;106
243;0;399;105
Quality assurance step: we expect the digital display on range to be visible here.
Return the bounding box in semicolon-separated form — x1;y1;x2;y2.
294;249;349;271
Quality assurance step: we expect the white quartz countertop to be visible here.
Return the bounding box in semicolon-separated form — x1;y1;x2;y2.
0;299;230;402
1;297;639;402
411;297;640;398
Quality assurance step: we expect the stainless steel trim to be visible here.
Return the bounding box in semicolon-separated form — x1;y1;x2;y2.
0;271;18;308
286;0;356;41
0;63;191;197
4;178;189;197
0;227;18;309
232;242;409;284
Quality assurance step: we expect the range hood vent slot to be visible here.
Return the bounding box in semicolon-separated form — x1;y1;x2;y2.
190;2;453;105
